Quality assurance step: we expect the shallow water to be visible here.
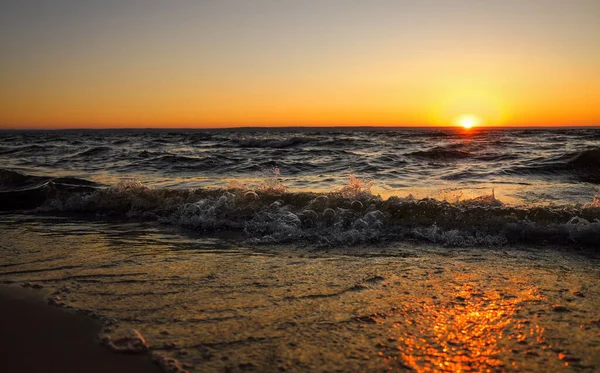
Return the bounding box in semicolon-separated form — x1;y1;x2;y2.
1;214;598;372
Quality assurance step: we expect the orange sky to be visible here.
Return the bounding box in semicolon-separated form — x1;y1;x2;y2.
1;1;599;129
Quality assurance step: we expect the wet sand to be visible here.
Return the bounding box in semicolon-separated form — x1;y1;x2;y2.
0;285;161;373
1;216;599;372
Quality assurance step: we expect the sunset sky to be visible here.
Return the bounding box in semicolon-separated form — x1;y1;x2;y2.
1;0;599;129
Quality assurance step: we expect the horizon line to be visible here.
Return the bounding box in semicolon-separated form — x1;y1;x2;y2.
1;124;599;131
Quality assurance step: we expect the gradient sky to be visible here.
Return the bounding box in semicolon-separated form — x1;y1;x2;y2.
1;0;599;128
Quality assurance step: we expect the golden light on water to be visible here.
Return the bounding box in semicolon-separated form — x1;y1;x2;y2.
372;276;553;372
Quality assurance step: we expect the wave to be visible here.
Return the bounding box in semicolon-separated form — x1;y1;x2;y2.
0;169;49;190
381;130;451;138
208;136;373;149
229;136;318;149
567;147;600;169
506;147;600;182
1;173;594;248
407;147;473;160
138;154;235;171
474;154;519;162
0;169;99;210
0;144;54;155
75;146;112;157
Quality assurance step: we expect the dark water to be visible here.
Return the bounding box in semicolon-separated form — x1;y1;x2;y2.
1;127;599;247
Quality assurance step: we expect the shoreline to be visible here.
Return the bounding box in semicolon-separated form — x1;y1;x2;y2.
0;285;161;373
1;215;599;372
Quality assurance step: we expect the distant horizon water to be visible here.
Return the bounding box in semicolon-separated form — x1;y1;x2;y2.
2;124;600;131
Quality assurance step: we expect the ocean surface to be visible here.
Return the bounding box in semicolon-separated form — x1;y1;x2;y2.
1;127;600;201
0;127;599;247
1;127;600;372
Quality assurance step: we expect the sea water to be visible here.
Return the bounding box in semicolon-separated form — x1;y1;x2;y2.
0;127;599;372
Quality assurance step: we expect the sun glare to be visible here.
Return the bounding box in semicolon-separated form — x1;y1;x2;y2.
455;114;481;129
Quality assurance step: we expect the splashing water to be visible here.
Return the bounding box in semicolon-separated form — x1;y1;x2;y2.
6;173;590;248
338;174;373;199
256;167;286;195
584;189;600;209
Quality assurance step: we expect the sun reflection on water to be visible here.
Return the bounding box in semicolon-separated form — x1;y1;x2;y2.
375;279;547;372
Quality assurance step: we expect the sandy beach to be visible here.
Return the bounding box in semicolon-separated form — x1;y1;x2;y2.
0;285;161;373
0;215;599;372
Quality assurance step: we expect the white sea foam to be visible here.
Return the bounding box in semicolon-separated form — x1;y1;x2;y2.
23;175;599;248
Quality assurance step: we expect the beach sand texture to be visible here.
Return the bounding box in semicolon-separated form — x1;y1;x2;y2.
0;285;162;373
0;215;598;372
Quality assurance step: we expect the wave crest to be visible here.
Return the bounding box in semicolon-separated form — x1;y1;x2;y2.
407;147;472;160
25;176;599;248
506;147;600;182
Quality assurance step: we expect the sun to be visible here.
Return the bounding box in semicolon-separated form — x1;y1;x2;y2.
454;114;482;129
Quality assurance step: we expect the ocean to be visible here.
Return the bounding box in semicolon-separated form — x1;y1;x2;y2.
1;127;599;372
1;127;599;246
2;127;600;199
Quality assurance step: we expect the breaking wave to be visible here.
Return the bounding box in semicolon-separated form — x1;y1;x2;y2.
2;170;598;249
